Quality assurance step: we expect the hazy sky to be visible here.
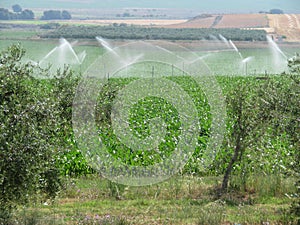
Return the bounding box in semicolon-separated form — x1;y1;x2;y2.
123;0;299;12
1;0;300;13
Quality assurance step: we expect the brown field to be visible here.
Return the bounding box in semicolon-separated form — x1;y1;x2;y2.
268;14;300;42
66;19;186;26
164;15;217;28
215;14;268;28
161;14;268;29
59;14;300;42
160;13;300;42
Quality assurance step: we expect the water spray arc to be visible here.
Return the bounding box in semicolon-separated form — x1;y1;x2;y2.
31;38;86;77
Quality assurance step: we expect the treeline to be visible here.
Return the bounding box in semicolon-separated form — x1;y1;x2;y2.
40;25;267;41
0;7;34;20
0;4;72;20
41;10;72;20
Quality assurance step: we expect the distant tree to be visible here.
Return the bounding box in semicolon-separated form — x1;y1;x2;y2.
20;9;34;20
41;10;71;20
61;10;71;20
269;9;284;14
12;4;22;13
122;12;130;17
0;7;34;20
41;10;62;20
0;8;11;20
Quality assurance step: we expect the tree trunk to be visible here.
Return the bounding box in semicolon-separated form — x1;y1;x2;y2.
221;135;241;192
221;96;243;194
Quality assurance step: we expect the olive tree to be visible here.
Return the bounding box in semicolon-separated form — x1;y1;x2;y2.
0;44;68;221
288;53;300;223
220;79;264;192
220;73;299;194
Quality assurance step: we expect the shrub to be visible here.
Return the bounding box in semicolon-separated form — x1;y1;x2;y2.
270;9;284;14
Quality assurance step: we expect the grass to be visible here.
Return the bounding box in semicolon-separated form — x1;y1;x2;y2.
0;20;49;25
0;29;40;39
11;174;296;225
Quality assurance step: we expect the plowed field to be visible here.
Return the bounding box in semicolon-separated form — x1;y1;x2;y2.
215;14;268;28
163;14;268;29
268;14;300;42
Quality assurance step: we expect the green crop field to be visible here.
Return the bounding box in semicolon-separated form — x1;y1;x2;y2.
0;29;40;39
1;39;300;75
0;25;299;77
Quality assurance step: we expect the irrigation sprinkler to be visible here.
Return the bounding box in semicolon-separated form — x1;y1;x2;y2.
172;64;174;76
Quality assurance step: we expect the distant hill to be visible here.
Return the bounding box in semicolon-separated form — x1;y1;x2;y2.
1;0;299;14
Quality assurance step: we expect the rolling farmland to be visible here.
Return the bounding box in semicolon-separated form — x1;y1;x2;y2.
164;15;217;28
163;14;268;28
162;13;300;41
1;12;300;41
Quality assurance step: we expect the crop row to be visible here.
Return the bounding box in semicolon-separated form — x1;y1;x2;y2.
40;25;267;41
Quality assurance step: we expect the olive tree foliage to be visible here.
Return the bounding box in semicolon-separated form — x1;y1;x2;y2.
288;53;300;222
288;53;300;74
220;79;264;192
0;44;76;221
220;72;299;194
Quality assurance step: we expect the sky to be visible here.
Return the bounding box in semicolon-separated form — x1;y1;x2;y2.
1;0;299;13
